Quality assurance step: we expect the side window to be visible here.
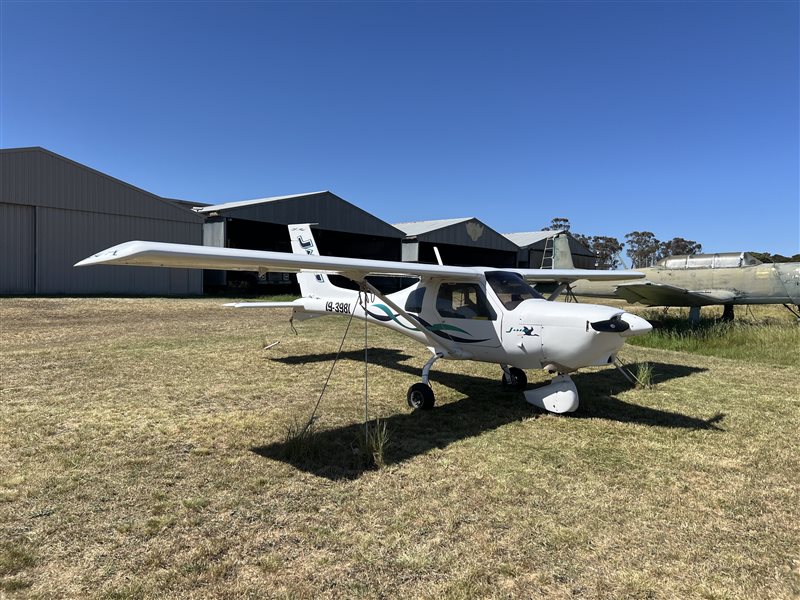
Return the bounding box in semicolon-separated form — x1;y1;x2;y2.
436;283;496;320
405;287;426;313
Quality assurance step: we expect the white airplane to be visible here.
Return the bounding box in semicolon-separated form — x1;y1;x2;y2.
76;224;652;413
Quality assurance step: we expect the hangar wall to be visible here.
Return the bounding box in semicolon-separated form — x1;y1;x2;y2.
0;147;204;295
1;147;599;296
0;202;35;294
35;208;200;294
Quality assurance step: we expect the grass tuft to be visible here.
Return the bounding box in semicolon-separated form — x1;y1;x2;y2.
359;418;391;469
281;417;320;463
0;541;34;576
182;497;210;511
634;362;654;389
0;578;33;593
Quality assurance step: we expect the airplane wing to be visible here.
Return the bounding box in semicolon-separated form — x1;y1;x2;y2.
517;268;644;283
614;282;738;306
75;241;479;278
75;241;646;283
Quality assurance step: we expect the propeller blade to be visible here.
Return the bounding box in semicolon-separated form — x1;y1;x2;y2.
590;314;631;333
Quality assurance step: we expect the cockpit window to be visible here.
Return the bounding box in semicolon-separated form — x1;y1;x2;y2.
485;271;543;310
405;286;426;313
436;283;496;320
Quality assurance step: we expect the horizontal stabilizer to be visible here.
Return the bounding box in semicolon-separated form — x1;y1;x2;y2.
223;301;301;309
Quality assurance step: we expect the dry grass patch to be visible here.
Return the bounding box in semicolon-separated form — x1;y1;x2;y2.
1;297;798;598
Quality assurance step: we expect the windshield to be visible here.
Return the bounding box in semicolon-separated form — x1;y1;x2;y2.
485;271;543;310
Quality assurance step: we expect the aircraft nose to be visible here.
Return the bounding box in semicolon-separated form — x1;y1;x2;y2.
618;312;652;337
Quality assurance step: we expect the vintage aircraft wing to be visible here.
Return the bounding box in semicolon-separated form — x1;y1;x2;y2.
517;268;644;283
614;282;738;306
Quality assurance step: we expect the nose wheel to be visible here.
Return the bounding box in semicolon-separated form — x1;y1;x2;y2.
407;383;435;410
406;352;442;410
501;366;528;390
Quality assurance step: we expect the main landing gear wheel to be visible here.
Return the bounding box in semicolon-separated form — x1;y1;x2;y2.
407;383;435;410
501;367;528;391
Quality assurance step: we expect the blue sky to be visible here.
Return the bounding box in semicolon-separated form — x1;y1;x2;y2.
1;1;798;256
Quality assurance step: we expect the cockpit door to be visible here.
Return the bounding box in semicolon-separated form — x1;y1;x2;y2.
429;281;502;348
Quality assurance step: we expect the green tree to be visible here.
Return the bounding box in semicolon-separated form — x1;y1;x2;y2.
658;237;702;259
749;252;800;263
589;235;624;269
570;232;623;269
625;231;660;268
544;217;571;232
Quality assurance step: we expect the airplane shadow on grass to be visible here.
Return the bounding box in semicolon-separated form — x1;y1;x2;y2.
251;348;723;480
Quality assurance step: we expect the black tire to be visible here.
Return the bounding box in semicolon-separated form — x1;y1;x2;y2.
407;383;435;410
501;367;528;391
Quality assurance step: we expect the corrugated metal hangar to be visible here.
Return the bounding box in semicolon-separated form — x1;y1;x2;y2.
395;218;519;267
198;192;405;289
0;146;596;296
0;147;204;295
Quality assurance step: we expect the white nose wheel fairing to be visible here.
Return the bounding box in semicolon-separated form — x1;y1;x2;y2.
524;374;580;414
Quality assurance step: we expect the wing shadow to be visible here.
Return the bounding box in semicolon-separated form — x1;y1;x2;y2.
252;349;720;480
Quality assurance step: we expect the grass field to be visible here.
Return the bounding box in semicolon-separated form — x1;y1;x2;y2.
627;305;800;368
1;297;799;598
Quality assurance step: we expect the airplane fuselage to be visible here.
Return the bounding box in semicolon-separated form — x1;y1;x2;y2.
294;274;650;373
572;262;800;306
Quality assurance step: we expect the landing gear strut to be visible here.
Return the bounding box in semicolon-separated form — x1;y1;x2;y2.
406;352;442;410
721;304;735;322
500;365;527;390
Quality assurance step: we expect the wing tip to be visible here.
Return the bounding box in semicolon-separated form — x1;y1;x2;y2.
74;240;148;267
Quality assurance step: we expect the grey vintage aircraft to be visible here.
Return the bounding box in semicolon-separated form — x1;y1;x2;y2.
569;252;800;321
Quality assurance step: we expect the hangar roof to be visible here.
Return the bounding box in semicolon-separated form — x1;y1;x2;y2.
503;230;565;249
394;217;518;252
196;191;327;213
0;147;205;224
393;217;474;237
198;191;404;238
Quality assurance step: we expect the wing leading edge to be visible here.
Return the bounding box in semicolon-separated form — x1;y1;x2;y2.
75;240;645;283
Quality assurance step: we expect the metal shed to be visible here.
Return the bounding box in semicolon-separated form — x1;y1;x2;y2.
503;230;596;269
394;217;518;268
0;147;204;295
